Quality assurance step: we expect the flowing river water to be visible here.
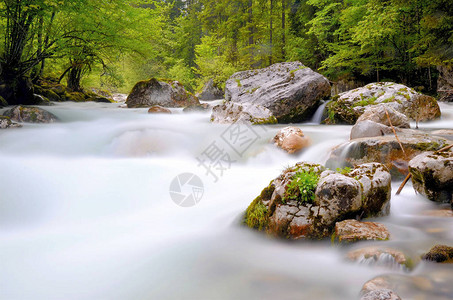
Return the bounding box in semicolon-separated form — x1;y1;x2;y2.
0;100;452;299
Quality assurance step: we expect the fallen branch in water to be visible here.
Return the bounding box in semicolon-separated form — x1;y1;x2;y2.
396;143;452;195
384;107;407;159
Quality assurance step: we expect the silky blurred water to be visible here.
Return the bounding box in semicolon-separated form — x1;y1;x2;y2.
0;101;452;299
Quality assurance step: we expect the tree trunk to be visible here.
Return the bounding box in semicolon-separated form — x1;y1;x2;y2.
269;0;273;65
281;0;286;59
248;0;254;46
67;66;84;92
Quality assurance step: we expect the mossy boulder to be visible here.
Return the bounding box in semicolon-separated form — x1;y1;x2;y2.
327;130;450;179
422;245;453;263
3;105;59;123
326;82;441;124
126;78;199;108
225;61;331;123
244;162;391;240
409;152;453;204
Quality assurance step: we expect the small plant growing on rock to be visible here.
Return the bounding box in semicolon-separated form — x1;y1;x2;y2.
283;170;319;204
336;166;352;175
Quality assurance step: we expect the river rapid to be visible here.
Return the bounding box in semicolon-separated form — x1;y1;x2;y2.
0;101;452;299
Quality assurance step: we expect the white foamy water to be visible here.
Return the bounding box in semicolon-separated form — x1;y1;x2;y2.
0;101;452;299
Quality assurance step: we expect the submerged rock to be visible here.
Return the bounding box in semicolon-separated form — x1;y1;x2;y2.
346;246;414;269
335;219;390;242
126;78;199;108
148;105;172;114
210;102;277;125
225;61;330;123
409;152;453;204
361;277;402;300
3;105;58;123
0;116;22;129
273;126;310;154
326;82;441;124
244;162;391;239
183;103;210;112
327;131;450;179
422;245;453;263
196;79;224;101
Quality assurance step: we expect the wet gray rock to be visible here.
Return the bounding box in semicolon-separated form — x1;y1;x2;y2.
358;104;411;128
225;61;330;123
244;162;391;239
350;104;410;139
350;120;395;140
3;105;58;123
409;152;453;204
327;131;450;179
0;116;22;129
126;78;199;108
326;82;441;124
196;79;224;101
210;102;277;125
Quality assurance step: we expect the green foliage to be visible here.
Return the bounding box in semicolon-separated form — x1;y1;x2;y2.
245;196;268;231
352;96;377;107
1;0;451;96
283;170;319;204
336;166;352;175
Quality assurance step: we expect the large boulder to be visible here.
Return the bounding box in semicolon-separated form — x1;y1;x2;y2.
327;131;450;179
409;152;453;204
225;61;331;123
210;102;277;125
126;78;199;108
3;105;59;123
326;82;441;124
244;162;391;239
437;65;453;102
196;79;224;100
350;104;411;140
273;126;310;154
0;116;22;129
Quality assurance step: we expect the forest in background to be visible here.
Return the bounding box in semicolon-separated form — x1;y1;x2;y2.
0;0;452;103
